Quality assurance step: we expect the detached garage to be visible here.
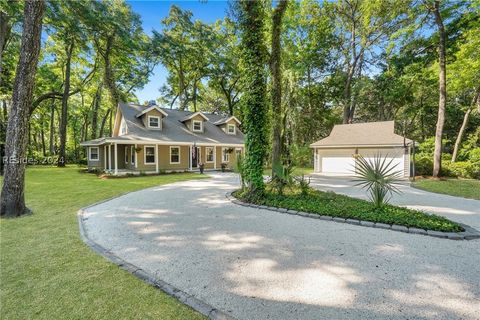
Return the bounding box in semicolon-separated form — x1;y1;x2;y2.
310;121;413;177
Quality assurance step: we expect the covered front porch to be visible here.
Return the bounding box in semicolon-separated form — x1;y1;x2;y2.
82;139;243;175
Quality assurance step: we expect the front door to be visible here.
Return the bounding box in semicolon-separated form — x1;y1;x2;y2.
192;146;201;168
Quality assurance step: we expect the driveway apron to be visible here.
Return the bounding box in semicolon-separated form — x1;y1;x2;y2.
82;173;480;320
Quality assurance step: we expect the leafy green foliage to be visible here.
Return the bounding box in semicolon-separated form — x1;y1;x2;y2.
234;153;246;190
234;185;463;232
293;174;311;197
237;1;269;196
354;155;403;208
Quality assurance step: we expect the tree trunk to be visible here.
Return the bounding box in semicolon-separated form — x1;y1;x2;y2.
40;118;46;157
103;35;119;108
451;87;480;162
57;41;74;167
451;109;471;163
1;0;45;217
0;10;12;89
90;82;102;139
192;79;198;112
99;108;111;138
270;0;288;177
432;0;446;178
49;103;55;155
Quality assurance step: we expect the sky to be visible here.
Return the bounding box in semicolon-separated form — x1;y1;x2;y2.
127;1;231;103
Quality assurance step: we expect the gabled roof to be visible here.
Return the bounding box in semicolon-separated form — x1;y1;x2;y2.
81;102;244;146
214;116;242;126
135;105;168;118
179;111;209;122
310;121;412;148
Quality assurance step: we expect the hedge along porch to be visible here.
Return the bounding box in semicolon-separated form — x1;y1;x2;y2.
84;141;243;175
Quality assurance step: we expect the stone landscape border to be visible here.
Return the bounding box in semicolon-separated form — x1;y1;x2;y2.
77;199;235;320
226;192;480;241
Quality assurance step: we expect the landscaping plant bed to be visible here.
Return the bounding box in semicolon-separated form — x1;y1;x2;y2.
232;187;464;233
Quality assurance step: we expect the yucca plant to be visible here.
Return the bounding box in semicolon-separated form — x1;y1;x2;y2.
353;154;403;208
270;161;294;195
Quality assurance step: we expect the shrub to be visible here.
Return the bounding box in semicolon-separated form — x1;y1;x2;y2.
417;137;452;157
468;147;480;163
414;155;433;176
290;145;312;167
443;161;469;178
354;155;403;208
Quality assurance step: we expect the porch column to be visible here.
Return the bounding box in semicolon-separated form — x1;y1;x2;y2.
108;144;112;172
103;145;107;171
189;145;193;171
114;143;118;175
134;144;138;169
155;144;159;173
213;146;217;170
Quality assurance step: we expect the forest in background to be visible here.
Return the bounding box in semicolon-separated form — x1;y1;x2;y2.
1;0;479;178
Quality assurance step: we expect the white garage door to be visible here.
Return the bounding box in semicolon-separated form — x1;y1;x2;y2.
358;148;404;176
319;149;356;174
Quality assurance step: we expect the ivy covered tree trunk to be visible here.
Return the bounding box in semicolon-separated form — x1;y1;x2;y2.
271;0;288;177
1;0;45;217
238;0;268;195
432;0;446;178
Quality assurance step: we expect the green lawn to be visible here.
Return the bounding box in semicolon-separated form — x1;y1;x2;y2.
0;166;207;320
412;178;480;200
234;186;463;232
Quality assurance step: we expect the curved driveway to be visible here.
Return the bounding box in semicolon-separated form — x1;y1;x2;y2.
82;173;480;320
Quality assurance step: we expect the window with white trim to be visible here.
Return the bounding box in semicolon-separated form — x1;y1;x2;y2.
120;118;127;135
206;147;214;162
222;147;230;162
235;148;242;159
89;147;99;161
125;146;128;164
227;124;236;134
131;146;135;164
192;120;202;132
144;146;155;164
148;116;160;128
170;146;180;164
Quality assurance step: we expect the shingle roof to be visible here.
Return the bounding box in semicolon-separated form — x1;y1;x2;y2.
114;103;244;145
213;116;242;125
310;121;412;148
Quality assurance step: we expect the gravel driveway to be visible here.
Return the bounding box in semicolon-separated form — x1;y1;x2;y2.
82;173;480;320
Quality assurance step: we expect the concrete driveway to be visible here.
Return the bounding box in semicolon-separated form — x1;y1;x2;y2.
309;175;480;230
82;173;480;320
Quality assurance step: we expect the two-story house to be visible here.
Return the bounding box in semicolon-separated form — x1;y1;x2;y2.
80;102;244;175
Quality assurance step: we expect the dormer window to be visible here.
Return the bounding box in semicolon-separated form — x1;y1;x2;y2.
148;116;160;129
227;124;236;134
192;120;202;132
120;118;127;135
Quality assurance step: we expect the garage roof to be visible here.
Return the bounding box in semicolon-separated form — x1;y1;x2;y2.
310;121;413;148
